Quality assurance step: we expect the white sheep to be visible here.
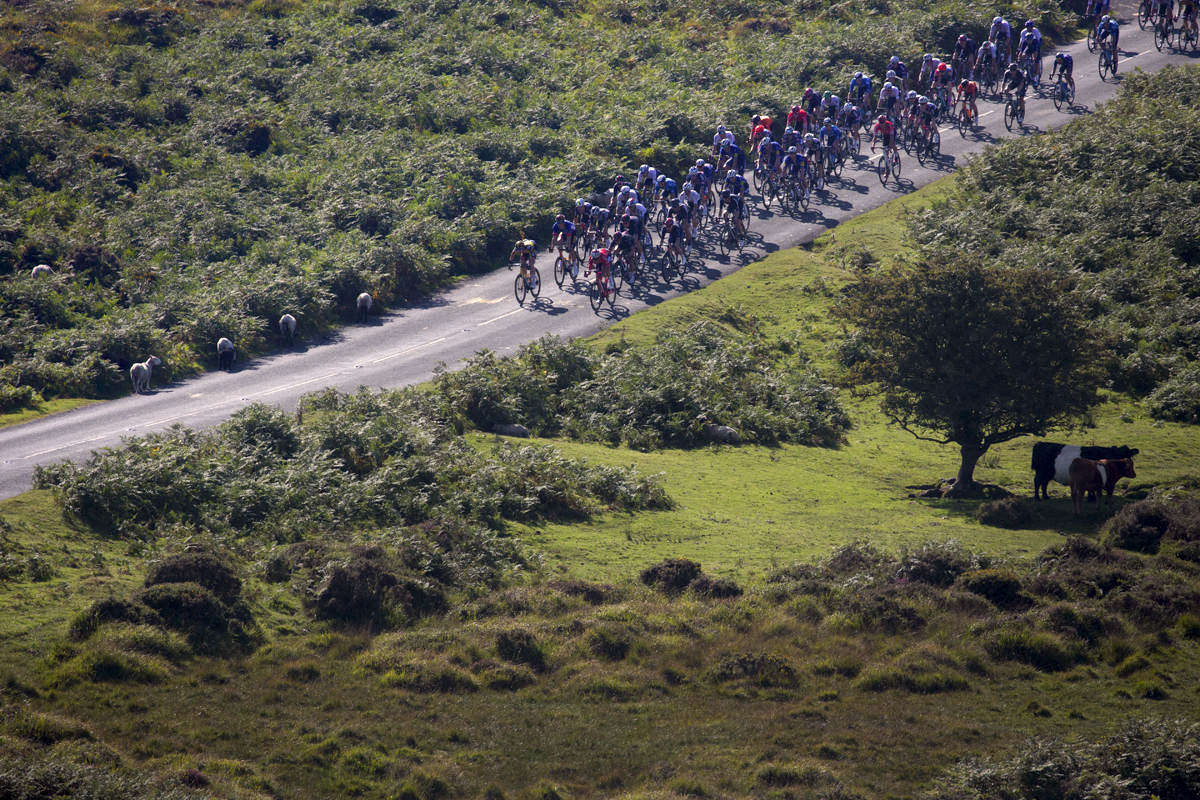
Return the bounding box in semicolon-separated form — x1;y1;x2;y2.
130;355;162;394
356;292;372;324
31;264;54;278
279;313;297;346
217;337;236;371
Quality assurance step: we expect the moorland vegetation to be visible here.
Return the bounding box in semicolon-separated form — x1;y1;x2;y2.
0;0;1078;409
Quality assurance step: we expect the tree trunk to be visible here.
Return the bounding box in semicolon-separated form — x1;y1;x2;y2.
951;444;987;492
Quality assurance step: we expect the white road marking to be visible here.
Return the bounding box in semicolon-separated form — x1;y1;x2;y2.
478;308;526;326
462;296;506;305
367;336;449;364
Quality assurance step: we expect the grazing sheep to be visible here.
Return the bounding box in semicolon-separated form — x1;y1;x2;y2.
280;313;297;346
31;264;54;278
357;292;372;324
130;355;162;394
493;423;531;438
217;337;236;371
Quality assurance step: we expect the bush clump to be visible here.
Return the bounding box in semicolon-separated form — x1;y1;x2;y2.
640;558;703;594
959;569;1024;607
709;652;798;688
495;629;546;672
688;574;743;599
976;497;1034;529
1103;500;1175;553
985;629;1084;673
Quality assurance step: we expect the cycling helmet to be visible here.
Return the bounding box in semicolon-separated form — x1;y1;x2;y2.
696;158;705;167
1009;62;1019;69
993;16;1002;24
727;169;738;179
682;181;693;191
823;90;831;99
959;78;969;87
1101;14;1109;22
620;186;631;195
621;213;630;222
804;132;815;142
958;33;966;42
918;95;928;103
886;70;897;79
877;114;887;123
688;166;698;176
639;164;649;173
883;81;893;90
854;71;863;79
785;125;794;134
823;117;831;125
591;249;602;259
1025;19;1035;27
656;174;666;183
575;198;585;206
663;216;673;226
788;145;797;153
582;202;592;211
923;53;933;61
890;55;899;64
615;174;624;182
717;124;726;133
1055;52;1065;62
907;90;917;99
555;214;564;221
792;104;801;112
752;114;761;124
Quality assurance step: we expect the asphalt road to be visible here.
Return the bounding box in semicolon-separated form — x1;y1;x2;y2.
1;14;1192;500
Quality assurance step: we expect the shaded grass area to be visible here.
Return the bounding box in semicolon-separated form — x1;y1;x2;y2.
0;397;101;431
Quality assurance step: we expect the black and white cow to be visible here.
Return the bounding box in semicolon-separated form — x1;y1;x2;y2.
1031;442;1139;501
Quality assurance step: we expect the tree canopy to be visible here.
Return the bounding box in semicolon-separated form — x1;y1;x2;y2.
832;262;1108;492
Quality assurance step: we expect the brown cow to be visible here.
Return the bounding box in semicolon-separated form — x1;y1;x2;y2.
1068;457;1137;517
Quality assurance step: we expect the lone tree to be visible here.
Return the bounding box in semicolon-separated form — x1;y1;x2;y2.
832;261;1107;495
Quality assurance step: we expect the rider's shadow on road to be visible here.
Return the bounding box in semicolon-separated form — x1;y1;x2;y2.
527;298;568;315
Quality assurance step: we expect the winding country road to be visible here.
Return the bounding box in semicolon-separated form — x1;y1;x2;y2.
1;12;1193;499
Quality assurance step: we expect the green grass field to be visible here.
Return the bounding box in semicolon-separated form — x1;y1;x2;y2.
2;174;1199;800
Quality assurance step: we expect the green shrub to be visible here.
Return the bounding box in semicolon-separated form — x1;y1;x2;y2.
586;625;631;662
986;630;1084;673
976;497;1034;529
146;552;242;605
640;558;703;593
709;652;797;688
1103;500;1174;554
380;664;478;694
896;539;985;587
688;574;743;598
959;569;1023;607
495;629;546;672
855;667;970;694
4;710;92;745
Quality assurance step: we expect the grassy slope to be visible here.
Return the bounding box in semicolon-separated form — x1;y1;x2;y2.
2;175;1199;800
0;397;100;430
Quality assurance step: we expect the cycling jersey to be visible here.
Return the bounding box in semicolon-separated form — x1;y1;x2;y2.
662;178;677;196
1004;69;1027;94
588;250;610;275
819;124;842;146
1020;28;1042;53
782;153;804;176
552;220;576;237
958;81;978;97
933;64;954;84
990;19;1012;40
727;174;749;195
712;131;736;149
612;231;635;254
1097;19;1119;44
662;223;681;245
892;61;909;81
1055;54;1074;74
787;108;806;129
849;75;873;101
954;38;975;60
977;42;996;62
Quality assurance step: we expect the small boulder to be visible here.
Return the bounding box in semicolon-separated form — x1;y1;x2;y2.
704;424;740;445
493;423;530;438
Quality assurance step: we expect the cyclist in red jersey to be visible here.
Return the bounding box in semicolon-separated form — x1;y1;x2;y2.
787;105;806;130
870;114;898;161
956;78;979;122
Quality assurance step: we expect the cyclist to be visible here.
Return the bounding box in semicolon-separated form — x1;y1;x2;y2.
610;221;637;271
820;91;839;121
750;113;774;145
711;125;736;158
1097;15;1119;73
624;209;646;273
720;188;747;245
955;78;979;124
1019;21;1042;83
990;16;1013;64
877;80;902;119
781;125;799;151
805;88;823;130
870;113;898;163
760;133;784;177
889;55;909;91
681;179;703;229
1002;61;1028;123
727;168;750;201
659;216;687;267
551;214;579;271
847;72;872;107
1156;0;1175;31
842;102;863;142
573;198;590;227
1179;0;1198;40
918;54;939;87
607;174;625;214
976;39;998;82
634;164;657;195
724;137;747;175
509;237;538;280
953;33;976;78
818;117;843;168
590;203;611;237
917;95;939;140
671;196;693;246
933;59;955;95
1051;52;1075;96
902;90;921;131
585;247;614;294
1087;0;1111;27
782;145;809;201
787;104;807;132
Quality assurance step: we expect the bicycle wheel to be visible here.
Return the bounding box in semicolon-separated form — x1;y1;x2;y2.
891;151;902;180
798;181;810;211
958;110;969;137
1099;48;1110;79
717;222;730;256
661;250;676;283
1052;79;1064;110
1155;23;1167;50
902;123;915;154
1139;1;1150;28
589;279;602;312
514;272;527;304
752;166;764;193
877;153;890;185
553;256;567;289
1088;23;1097;52
915;132;928;166
605;274;616;307
1004;100;1016;131
528;267;541;299
610;258;624;292
830;150;843;178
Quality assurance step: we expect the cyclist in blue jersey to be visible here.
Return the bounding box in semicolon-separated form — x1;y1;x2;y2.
1097;15;1119;73
782;145;809;200
1019;20;1043;82
551;214;578;271
848;71;873;105
1051;52;1074;94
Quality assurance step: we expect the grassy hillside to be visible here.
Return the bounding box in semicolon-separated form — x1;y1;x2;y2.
5;171;1200;800
0;0;1078;407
